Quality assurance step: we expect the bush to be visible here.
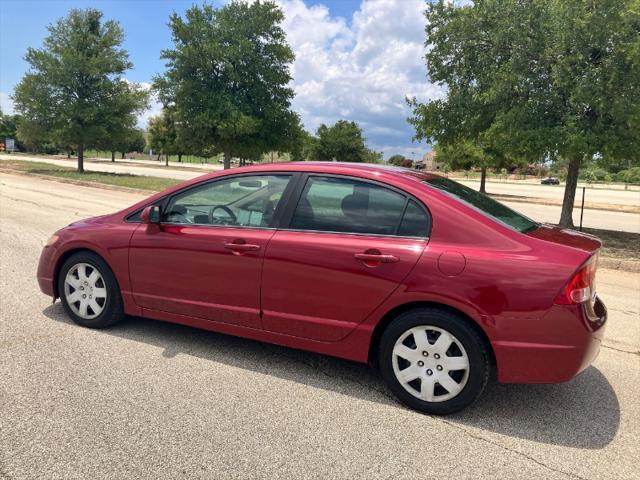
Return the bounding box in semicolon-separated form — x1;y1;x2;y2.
580;168;610;183
614;167;640;184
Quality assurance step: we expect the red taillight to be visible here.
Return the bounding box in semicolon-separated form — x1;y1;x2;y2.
554;256;597;305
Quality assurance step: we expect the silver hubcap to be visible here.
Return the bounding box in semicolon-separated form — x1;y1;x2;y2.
392;326;470;402
64;263;107;320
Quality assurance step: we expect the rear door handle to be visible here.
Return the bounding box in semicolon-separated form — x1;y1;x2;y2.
354;252;399;264
224;242;261;253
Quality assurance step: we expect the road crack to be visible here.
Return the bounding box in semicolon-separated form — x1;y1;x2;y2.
602;343;640;355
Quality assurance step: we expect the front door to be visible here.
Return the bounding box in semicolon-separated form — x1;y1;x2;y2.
261;175;430;341
129;173;293;329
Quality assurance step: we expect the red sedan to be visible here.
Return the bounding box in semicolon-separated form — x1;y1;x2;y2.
37;162;607;414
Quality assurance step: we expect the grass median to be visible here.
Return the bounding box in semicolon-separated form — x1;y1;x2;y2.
0;158;182;191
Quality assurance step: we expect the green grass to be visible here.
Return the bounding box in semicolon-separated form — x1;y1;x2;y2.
0;159;181;191
83;149;223;164
582;227;640;260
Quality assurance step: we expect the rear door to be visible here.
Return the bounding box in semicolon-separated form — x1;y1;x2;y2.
261;175;430;341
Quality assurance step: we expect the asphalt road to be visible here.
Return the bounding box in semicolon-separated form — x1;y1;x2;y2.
458;179;640;206
500;200;640;234
1;172;639;480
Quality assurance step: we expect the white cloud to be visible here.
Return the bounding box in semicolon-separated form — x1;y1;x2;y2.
278;0;443;158
0;92;15;115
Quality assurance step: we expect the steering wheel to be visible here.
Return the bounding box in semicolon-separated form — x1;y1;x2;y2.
210;205;237;225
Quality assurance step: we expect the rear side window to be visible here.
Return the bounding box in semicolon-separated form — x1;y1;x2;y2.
290;176;429;237
424;177;538;233
398;200;430;237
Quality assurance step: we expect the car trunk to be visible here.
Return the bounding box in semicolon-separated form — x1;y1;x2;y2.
526;224;602;255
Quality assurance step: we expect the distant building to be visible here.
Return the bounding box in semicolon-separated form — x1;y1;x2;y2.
422;151;442;171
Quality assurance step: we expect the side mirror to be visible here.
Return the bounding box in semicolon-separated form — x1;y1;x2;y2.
141;205;160;225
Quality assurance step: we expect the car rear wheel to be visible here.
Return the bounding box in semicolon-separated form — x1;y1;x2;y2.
379;308;489;415
58;252;124;328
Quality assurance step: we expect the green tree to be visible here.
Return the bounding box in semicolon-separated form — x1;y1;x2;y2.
13;8;148;172
311;120;369;162
15;119;48;152
155;1;297;170
288;123;315;162
0;110;20;147
387;154;406;166
409;0;640;227
435;140;516;193
98;114;145;161
110;127;146;161
124;129;146;156
363;148;383;164
147;109;183;165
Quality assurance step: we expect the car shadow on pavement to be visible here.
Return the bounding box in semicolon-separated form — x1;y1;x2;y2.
43;305;620;450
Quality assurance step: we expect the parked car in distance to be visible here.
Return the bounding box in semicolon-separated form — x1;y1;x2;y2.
37;162;606;414
541;177;561;185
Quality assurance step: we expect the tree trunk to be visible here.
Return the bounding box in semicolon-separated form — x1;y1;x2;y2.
156;153;161;161
111;151;115;162
77;143;84;173
223;151;231;170
67;150;71;159
121;151;125;159
559;157;581;229
178;153;182;162
165;154;169;166
479;167;487;193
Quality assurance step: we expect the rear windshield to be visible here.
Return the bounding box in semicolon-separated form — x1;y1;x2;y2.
424;177;538;233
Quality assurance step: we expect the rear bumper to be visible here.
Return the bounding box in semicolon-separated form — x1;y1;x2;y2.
493;297;607;384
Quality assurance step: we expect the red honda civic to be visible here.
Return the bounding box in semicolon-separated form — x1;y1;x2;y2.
37;162;607;414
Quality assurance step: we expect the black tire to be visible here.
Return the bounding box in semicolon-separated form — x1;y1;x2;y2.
57;251;125;328
378;307;489;415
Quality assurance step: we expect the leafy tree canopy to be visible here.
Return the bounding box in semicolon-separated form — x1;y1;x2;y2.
147;109;182;164
0;110;18;141
13;8;148;172
387;154;406;166
310;120;371;162
409;0;640;227
155;0;297;169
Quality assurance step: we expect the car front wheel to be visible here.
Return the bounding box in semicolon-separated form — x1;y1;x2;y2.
58;251;124;328
379;308;490;415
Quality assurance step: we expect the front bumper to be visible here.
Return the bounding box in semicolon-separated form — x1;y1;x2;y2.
37;245;57;298
493;296;607;384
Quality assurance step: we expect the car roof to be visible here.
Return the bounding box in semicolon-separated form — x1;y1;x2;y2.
223;161;443;183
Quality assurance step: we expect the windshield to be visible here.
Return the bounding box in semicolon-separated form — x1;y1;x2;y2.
424;177;538;233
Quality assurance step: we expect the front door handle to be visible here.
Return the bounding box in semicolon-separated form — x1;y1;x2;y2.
224;242;261;254
354;250;399;266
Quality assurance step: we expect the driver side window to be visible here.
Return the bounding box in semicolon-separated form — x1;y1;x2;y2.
162;174;292;228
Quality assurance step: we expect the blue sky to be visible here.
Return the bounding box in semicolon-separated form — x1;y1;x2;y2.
0;0;440;158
